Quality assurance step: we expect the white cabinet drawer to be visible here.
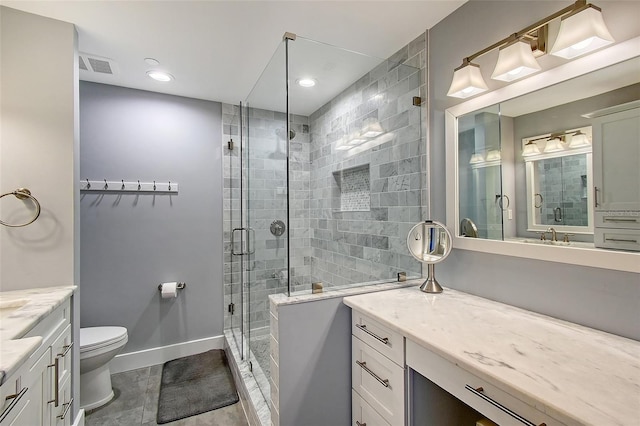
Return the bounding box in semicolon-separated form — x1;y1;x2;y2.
352;311;403;367
24;299;70;348
51;325;73;387
51;375;72;426
352;337;404;426
594;227;640;251
352;390;391;426
595;212;640;229
407;340;563;426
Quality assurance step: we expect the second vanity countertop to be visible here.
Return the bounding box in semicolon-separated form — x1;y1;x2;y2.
344;286;640;426
0;286;75;385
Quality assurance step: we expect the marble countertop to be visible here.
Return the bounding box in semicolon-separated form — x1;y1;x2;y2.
0;286;75;385
344;286;640;426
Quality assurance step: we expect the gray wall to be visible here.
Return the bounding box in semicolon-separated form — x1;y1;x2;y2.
429;1;640;340
277;296;352;426
80;82;223;353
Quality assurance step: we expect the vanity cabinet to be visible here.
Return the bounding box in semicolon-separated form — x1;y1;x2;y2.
351;311;404;426
0;298;73;426
345;287;640;426
592;104;640;250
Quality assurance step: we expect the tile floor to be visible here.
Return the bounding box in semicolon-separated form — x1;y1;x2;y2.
85;364;249;426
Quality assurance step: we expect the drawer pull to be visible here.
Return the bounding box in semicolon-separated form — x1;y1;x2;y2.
0;387;28;422
58;341;73;357
356;422;366;426
605;238;638;243
356;360;389;388
356;324;389;345
57;397;74;420
465;385;546;426
48;357;60;406
603;217;638;223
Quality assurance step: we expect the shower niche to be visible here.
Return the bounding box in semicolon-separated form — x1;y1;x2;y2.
333;164;371;212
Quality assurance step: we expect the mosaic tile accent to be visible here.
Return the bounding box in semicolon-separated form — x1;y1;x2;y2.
335;165;370;211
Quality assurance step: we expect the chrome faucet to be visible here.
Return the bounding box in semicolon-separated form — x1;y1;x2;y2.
546;227;558;242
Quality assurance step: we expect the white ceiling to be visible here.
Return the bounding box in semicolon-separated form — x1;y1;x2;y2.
2;0;465;110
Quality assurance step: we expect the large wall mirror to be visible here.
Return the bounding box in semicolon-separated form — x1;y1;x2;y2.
446;37;640;273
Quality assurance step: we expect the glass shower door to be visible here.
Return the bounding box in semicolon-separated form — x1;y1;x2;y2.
242;40;288;401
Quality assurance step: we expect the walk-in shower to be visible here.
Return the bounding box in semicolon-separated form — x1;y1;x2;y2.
223;32;425;420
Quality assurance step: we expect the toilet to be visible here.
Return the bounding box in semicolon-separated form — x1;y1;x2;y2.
79;326;128;410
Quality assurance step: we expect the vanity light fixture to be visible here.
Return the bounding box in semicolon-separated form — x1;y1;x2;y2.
550;5;614;59
522;141;542;157
447;62;489;98
296;78;316;88
147;70;173;82
447;0;614;98
491;39;542;82
568;130;591;148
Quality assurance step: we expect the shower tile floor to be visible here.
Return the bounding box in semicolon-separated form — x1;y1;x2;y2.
85;363;249;426
250;335;270;378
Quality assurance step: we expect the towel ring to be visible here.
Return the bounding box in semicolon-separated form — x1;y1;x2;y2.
0;188;42;227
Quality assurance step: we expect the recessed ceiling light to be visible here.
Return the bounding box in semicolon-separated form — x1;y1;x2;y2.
296;78;316;88
144;58;160;66
147;71;173;82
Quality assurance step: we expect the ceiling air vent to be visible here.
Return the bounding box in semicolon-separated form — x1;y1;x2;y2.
78;56;88;71
79;53;118;75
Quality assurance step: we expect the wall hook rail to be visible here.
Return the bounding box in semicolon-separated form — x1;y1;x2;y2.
0;188;41;227
80;179;179;194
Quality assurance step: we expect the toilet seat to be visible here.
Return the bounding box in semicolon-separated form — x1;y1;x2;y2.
80;326;128;354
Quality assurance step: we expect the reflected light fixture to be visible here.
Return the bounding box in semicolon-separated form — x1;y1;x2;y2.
522;141;541;157
469;153;485;164
147;70;173;82
335;137;350;151
447;0;614;98
361;118;384;138
485;150;502;162
543;136;565;153
568;130;591;148
550;5;614;59
491;40;542;82
297;78;316;88
347;131;366;146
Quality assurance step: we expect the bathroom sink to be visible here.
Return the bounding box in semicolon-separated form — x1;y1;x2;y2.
0;298;30;320
521;239;571;246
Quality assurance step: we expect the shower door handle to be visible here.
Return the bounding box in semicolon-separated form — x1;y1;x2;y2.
231;227;255;256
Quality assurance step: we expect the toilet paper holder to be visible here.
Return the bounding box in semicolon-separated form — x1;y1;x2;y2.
157;282;187;291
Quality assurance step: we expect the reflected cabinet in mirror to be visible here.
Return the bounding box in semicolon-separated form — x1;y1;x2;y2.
446;37;640;273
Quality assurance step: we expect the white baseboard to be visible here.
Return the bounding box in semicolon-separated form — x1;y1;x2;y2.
73;409;85;426
110;335;225;374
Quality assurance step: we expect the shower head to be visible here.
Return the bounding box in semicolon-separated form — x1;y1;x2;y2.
276;127;296;140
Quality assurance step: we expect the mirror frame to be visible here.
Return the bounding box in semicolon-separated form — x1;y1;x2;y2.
445;36;640;273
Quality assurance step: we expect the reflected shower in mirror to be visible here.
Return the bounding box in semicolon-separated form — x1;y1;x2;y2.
455;55;639;250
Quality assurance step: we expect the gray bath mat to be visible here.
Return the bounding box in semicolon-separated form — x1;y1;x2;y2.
157;349;239;424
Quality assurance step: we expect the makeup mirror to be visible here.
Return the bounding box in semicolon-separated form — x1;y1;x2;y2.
407;220;453;293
